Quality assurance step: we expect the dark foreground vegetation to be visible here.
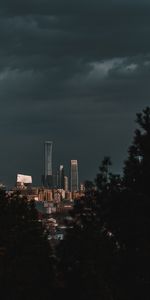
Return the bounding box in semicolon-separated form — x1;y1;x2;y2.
0;107;150;300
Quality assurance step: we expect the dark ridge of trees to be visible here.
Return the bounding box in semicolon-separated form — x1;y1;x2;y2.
124;106;150;196
56;107;150;300
0;191;55;300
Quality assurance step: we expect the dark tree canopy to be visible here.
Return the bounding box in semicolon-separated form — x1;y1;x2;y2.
124;106;150;196
0;190;55;300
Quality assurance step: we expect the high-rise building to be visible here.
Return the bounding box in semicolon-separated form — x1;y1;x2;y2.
44;141;53;188
59;165;65;189
70;160;79;192
64;176;69;192
52;171;59;189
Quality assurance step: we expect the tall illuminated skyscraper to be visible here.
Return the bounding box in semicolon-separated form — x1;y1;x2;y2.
70;160;79;192
44;141;53;188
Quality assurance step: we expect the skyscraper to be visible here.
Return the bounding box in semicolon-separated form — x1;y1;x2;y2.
70;160;79;192
44;141;53;188
59;165;65;189
64;176;69;192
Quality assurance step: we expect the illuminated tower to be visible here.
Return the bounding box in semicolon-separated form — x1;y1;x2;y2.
44;141;53;188
70;160;79;192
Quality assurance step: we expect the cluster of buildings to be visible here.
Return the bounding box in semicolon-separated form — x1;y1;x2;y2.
15;141;85;201
42;141;79;192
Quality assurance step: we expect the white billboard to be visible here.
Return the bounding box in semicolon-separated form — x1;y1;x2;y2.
17;174;32;184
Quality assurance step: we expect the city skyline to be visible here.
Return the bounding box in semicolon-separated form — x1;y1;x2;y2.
43;140;80;191
0;0;149;186
4;139;81;190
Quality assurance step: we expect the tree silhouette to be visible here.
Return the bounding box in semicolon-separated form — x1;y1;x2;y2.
58;107;150;300
95;156;112;192
124;106;150;196
109;107;150;299
0;190;55;300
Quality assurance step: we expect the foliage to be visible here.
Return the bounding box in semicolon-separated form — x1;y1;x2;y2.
124;106;150;196
0;191;54;299
56;107;150;300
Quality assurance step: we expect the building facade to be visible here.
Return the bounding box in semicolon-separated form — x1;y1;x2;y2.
44;141;53;188
70;160;79;192
59;165;65;189
64;175;69;192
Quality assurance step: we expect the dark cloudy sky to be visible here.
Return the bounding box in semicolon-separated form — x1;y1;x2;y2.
0;0;150;187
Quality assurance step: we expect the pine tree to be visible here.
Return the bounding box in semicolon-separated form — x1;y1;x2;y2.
124;106;150;196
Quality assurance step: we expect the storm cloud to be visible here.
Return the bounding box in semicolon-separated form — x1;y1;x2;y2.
0;0;150;186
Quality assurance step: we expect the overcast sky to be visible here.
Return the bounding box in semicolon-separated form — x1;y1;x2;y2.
0;0;150;187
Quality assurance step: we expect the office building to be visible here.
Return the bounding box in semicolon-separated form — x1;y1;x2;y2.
44;141;53;188
59;165;65;189
52;171;59;189
64;176;69;192
70;160;79;192
16;174;32;190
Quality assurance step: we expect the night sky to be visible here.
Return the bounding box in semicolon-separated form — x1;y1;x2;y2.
0;0;149;187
